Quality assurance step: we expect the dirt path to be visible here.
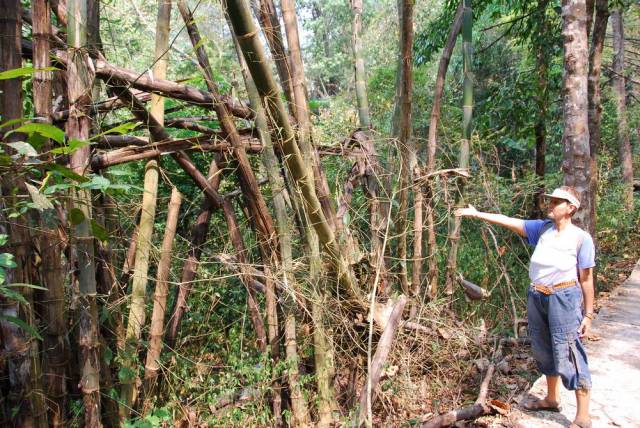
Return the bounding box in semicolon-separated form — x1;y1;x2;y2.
512;259;640;427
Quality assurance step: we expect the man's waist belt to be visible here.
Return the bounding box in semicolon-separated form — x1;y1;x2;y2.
532;280;577;295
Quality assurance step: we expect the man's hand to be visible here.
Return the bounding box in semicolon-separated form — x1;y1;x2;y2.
578;317;592;338
454;204;478;218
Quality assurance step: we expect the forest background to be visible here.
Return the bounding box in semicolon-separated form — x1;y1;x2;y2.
0;0;638;426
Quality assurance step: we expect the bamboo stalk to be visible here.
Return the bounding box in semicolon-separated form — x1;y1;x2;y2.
66;0;102;423
256;0;295;114
351;0;371;128
444;0;473;296
425;1;463;299
119;160;159;419
226;0;364;308
144;188;181;387
232;30;311;426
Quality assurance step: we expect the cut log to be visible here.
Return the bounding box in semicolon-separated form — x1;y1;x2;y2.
421;403;493;428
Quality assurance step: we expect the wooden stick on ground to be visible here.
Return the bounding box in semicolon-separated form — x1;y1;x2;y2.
357;294;408;425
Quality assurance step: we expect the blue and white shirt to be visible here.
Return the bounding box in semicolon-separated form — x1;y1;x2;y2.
524;220;595;286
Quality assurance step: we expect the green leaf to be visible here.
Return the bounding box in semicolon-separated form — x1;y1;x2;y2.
0;267;6;285
90;220;109;242
0;253;17;269
0;118;29;129
25;183;54;211
0;315;43;341
0;235;7;246
50;138;90;155
92;121;141;139
10;123;65;144
68;208;86;225
45;164;89;183
80;175;110;191
0;66;57;80
6;142;38;157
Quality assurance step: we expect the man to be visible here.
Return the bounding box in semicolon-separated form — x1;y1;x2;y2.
456;186;594;428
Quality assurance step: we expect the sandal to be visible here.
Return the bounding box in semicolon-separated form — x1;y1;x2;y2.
521;396;562;412
569;420;592;428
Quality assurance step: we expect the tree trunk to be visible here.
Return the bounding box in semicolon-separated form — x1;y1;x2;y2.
226;0;364;307
425;1;464;299
587;0;608;242
561;0;593;235
143;188;181;389
232;23;312;427
611;9;634;210
33;0;66;424
67;0;102;423
444;0;473;296
395;0;416;295
0;4;43;426
532;0;550;219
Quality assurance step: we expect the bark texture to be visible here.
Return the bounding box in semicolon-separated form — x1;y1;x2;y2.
561;0;593;234
611;9;634;210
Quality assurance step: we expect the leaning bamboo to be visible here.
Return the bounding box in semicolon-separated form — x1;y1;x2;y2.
425;1;463;299
226;0;364;307
232;31;311;426
256;0;295;113
66;0;102;423
444;0;473;296
106;83;268;352
144;188;181;386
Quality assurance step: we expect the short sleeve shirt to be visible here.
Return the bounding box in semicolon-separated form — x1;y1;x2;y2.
524;219;595;285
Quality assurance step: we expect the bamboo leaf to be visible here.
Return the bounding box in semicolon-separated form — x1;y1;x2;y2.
45;164;90;183
0;118;29;129
50;138;90;154
0;66;57;80
79;175;110;191
0;315;43;341
0;287;29;306
91;121;142;139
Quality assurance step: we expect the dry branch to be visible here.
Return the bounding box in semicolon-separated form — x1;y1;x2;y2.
358;295;407;425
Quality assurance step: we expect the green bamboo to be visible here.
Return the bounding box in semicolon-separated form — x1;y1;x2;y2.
444;0;473;296
351;0;371;128
225;0;364;307
66;0;102;424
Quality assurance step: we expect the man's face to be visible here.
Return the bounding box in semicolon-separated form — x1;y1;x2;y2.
546;197;573;220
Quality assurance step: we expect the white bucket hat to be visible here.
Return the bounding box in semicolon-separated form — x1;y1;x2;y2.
543;188;580;209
